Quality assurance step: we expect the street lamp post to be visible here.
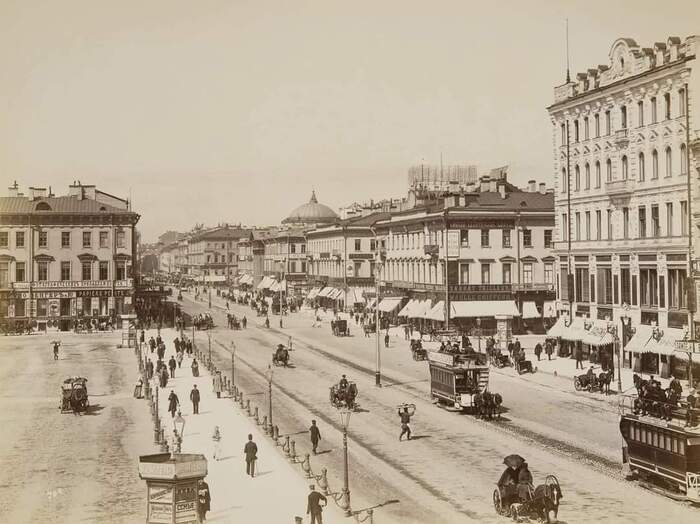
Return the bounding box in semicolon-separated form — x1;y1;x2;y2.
231;341;236;388
374;248;385;387
339;407;352;516
207;332;212;366
208;286;211;309
173;411;186;457
265;365;274;428
607;316;625;393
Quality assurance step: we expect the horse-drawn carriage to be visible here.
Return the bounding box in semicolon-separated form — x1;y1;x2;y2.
573;368;613;394
410;339;428;361
331;319;349;337
489;349;512;368
193;313;214;330
514;353;536;375
493;455;563;523
60;377;89;413
329;381;358;410
272;344;290;367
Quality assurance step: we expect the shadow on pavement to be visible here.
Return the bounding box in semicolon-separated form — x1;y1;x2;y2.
83;404;105;416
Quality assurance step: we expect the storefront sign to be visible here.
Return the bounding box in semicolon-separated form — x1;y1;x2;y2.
149;484;174;504
428;352;456;366
674;340;700;353
148;502;172;524
29;279;134;290
175;500;196;523
33;291;74;299
348;253;374;260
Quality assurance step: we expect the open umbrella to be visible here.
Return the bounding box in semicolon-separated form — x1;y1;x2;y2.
503;454;525;468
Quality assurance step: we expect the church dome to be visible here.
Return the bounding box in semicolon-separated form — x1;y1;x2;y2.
282;190;338;225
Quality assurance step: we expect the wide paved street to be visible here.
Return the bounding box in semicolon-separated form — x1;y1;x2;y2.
0;333;154;523
180;291;700;524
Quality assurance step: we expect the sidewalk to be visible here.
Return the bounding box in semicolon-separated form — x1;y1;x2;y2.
151;327;346;523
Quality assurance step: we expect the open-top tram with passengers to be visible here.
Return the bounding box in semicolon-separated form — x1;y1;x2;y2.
428;350;494;413
619;392;700;503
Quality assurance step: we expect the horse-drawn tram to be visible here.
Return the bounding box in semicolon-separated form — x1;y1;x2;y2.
428;351;499;415
619;393;700;502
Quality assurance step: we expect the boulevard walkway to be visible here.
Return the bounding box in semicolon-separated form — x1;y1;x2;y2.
149;328;345;523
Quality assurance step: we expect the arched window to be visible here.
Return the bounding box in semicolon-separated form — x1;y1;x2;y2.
574;120;580;142
664;93;671;120
638;152;645;181
575;165;580;190
652;149;659;179
621;106;627;129
621;156;628;179
606;158;612;182
665;146;672;177
680;143;688;175
561;167;567;193
584;163;590;189
561;123;566;144
595;161;601;188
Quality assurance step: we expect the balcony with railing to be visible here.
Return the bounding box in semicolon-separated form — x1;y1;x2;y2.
614;128;629;149
606;177;635;197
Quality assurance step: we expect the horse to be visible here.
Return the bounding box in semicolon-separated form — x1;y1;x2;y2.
530;477;563;523
598;371;613;395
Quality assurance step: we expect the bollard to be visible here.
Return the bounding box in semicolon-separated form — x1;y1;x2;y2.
302;454;312;478
317;468;329;495
254;406;259;424
284;436;290;456
153;426;160;444
290;440;297;462
273;425;280;442
159;428;165;445
262;415;268;434
246;400;251;416
239;393;244;408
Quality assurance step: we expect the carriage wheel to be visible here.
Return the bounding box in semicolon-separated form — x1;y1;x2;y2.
573;377;582;391
493;489;504;515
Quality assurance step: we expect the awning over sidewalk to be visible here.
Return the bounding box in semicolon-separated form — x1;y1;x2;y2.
522;301;540;319
329;288;344;300
377;297;403;313
239;274;254;285
317;287;333;297
307;287;321;300
345;287;365;305
398;299;419;317
582;319;615;346
626;325;689;356
409;299;433;319
425;301;445;322
546;315;567;338
449;300;520;319
257;276;274;290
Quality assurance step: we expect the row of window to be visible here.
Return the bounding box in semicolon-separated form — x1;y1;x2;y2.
561;201;688;242
310;260;370;279
562;88;687;144
0;260;128;284
562;266;687;310
387;229;552;250
562;144;688;193
627;420;686;456
1;297;125;319
262;260;307;273
0;230;125;249
309;239;378;253
265;243;306;254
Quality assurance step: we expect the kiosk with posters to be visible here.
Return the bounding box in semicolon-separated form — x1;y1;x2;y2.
138;453;208;524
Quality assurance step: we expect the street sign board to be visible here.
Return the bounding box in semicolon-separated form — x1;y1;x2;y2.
674;340;700;353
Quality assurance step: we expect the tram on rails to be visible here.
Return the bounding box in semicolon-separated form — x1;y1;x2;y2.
619;393;700;503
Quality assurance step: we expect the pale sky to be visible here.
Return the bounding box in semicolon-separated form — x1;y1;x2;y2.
1;0;698;241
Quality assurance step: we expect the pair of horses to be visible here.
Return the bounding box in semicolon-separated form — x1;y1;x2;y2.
574;370;614;394
633;377;682;420
330;383;358;410
473;391;503;419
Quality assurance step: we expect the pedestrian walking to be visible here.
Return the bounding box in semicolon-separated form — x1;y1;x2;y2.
168;390;180;418
159;367;169;388
404;325;410;340
575;344;584;369
176;351;183;369
244;434;257;477
399;406;412;441
197;479;211;522
140;330;145;345
157;343;165;361
213;370;223;399
52;341;61;360
384;331;390;348
534;343;542;361
190;384;200;414
191;358;200;377
168;356;177;378
149;337;156;353
212;426;222;460
310;420;321;454
307;484;327;524
242;316;247;329
146;359;154;380
545;340;553;361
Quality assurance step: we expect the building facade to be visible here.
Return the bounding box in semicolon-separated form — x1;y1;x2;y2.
185;226;249;282
238;229;275;289
0;182;139;332
548;36;700;376
374;174;555;332
262;230;308;295
306;212;389;308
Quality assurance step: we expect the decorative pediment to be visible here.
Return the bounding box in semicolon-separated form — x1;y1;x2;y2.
77;253;98;262
662;126;673;138
113;253;132;261
499;256;517;263
0;254;16;262
521;255;539;263
33;254;55;262
542;256;557;262
649;129;658;142
593;143;602;152
603;142;612;152
635;133;645;144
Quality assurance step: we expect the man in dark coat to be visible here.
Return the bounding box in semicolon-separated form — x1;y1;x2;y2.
140;330;145;344
157;343;165;361
167;390;179;418
384;331;390;348
534;343;542;361
190;384;200;414
168;356;177;379
197;479;211;522
159;367;169;388
545;340;554;360
575;344;584;369
309;420;321;454
146;359;154;380
244;433;257;477
149;337;156;353
307;484;327;524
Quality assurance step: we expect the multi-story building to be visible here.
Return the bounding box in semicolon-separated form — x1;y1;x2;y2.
548;36;700;378
238;228;276;289
0;182;139;332
158;241;179;275
186;225;250;283
373;173;555;333
262;229;308;295
306;212;390;309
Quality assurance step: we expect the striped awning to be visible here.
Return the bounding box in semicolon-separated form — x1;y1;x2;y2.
398;299;419;317
409;299;433;319
425;301;445;322
307;287;321;300
329;288;344;300
317;287;333;297
345;287;365;304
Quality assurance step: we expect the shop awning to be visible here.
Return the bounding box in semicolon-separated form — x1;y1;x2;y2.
257;276;274;290
317;287;332;297
543;301;557;318
449;301;520;319
377;297;404;313
240;274;253;285
521;301;540;319
345;287;364;305
409;299;433;319
307;287;321;300
582;319;615;346
367;298;377;310
641;327;689;356
546;316;567;338
329;288;344;300
425;301;445;322
558;316;588;343
398;299;419;317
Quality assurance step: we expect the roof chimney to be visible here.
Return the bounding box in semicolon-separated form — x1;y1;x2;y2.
8;181;19;197
28;187;47;200
539;183;546;194
480;176;490;193
528;180;536;193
